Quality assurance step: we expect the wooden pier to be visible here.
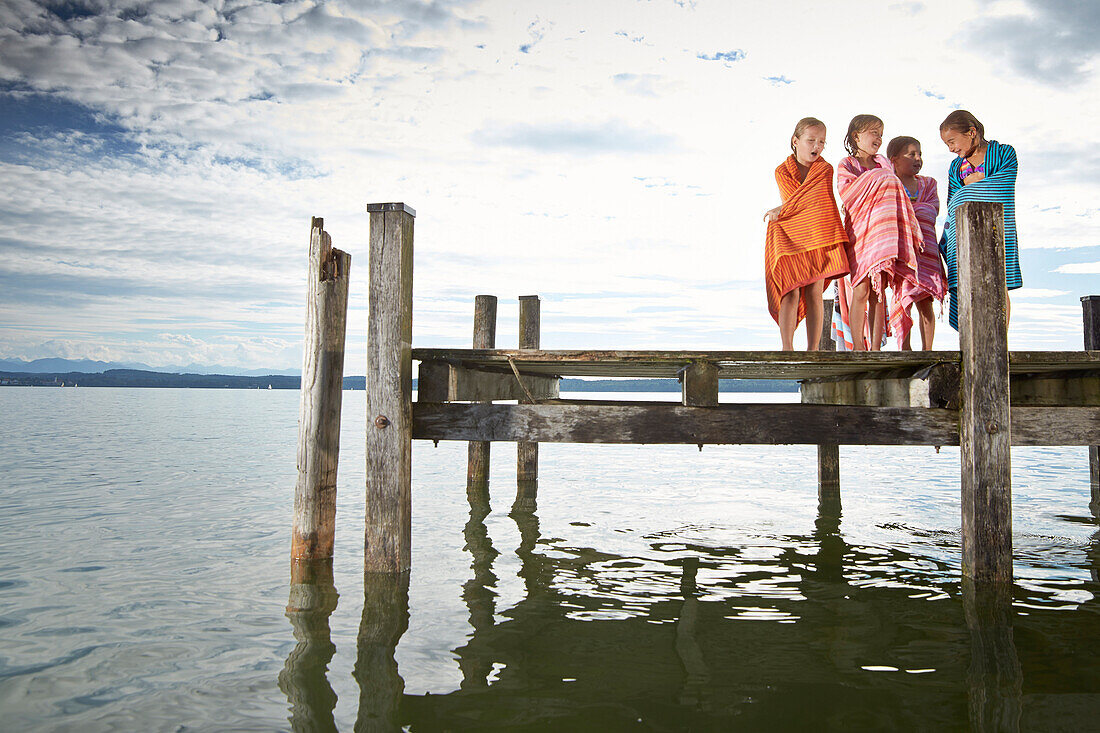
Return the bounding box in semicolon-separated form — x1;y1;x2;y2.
297;201;1100;585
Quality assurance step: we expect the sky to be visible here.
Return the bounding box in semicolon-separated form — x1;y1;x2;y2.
1;0;1099;373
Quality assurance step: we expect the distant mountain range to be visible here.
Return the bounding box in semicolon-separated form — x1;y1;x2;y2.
0;357;301;377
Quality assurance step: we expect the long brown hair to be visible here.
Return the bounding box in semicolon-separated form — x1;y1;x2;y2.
844;114;883;156
939;110;986;144
790;116;826;154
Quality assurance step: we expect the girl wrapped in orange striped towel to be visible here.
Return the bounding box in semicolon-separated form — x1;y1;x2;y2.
832;114;924;351
763;117;850;351
887;135;947;350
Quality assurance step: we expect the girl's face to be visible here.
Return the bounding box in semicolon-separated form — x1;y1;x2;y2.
940;126;979;158
793;125;826;166
891;143;923;177
854;125;883;156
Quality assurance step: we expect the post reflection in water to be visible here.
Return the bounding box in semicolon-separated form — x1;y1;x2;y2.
279;559;340;733
459;489;498;690
354;571;410;733
280;489;1100;730
963;579;1022;733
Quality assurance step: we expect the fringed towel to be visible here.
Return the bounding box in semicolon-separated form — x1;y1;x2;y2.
893;175;948;345
832;155;923;349
941;140;1021;330
764;156;850;325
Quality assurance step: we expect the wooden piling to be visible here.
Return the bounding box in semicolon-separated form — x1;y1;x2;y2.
366;202;415;574
957;202;1012;583
292;217;351;560
817;298;841;509
818;297;836;351
1084;295;1100;513
467;295;497;498
515;295;540;512
681;361;718;407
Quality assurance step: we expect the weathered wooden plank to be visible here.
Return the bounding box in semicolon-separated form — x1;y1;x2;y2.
293;218;351;561
805;367;1096;408
467;295;497;496
412;402;1099;446
410;348;1100;380
681;361;719;407
366;203;414;573
957;201;1012;584
516;295;540;512
417;361;559;402
1085;296;1100;509
1010;371;1100;406
412;402;960;445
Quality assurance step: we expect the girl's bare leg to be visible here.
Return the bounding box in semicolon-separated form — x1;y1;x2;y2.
804;280;825;351
867;277;885;351
779;288;801;351
850;279;870;351
1007;293;1011;327
915;297;936;350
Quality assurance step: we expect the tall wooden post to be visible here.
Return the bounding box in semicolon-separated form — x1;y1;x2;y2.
1084;295;1100;514
366;202;415;574
292;217;351;560
514;295;540;513
467;295;497;498
817;297;841;511
958;202;1012;583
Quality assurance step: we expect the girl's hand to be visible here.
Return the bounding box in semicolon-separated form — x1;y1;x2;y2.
962;171;985;185
764;205;782;222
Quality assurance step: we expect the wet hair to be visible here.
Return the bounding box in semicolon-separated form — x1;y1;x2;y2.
886;135;920;160
844;114;884;156
790;116;826;154
939;109;986;144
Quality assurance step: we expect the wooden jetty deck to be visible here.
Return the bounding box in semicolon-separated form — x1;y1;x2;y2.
290;201;1100;587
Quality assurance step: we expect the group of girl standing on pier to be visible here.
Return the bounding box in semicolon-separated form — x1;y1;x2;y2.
763;110;1020;351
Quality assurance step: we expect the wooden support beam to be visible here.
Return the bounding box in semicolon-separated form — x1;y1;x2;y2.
801;363;961;408
816;297;840;507
957;201;1012;584
412;399;1099;446
417;361;559;402
467;295;497;496
516;295;540;513
681;361;719;407
366;202;415;574
817;443;840;511
819;297;836;351
413;402;959;445
292;217;351;561
1085;295;1100;513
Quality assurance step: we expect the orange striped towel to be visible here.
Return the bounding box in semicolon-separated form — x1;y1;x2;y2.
764;156;850;325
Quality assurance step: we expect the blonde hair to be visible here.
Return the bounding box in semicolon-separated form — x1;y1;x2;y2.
790;117;826;154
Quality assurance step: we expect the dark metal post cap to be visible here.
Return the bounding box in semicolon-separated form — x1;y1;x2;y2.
366;202;416;217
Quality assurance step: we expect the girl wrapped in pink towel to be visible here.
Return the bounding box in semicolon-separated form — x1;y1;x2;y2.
887;135;947;350
832;114;924;351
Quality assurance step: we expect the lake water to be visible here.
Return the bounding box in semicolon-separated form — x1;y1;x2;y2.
2;387;1099;731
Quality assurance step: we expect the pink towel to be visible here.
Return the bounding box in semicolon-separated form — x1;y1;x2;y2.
893;175;948;345
834;155;924;345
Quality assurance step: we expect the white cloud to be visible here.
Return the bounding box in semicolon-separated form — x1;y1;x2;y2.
1;0;1099;368
1056;262;1100;275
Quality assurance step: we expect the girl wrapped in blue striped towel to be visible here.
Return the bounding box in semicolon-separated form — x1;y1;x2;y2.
938;110;1021;330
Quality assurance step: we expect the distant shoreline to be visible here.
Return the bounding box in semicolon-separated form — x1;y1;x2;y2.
0;369;799;392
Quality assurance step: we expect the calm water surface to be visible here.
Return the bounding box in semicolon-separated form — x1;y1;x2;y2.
1;387;1099;731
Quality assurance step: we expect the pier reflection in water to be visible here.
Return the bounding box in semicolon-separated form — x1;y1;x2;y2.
283;496;1100;731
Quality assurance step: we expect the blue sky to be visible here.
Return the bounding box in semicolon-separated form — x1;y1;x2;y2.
1;0;1098;371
